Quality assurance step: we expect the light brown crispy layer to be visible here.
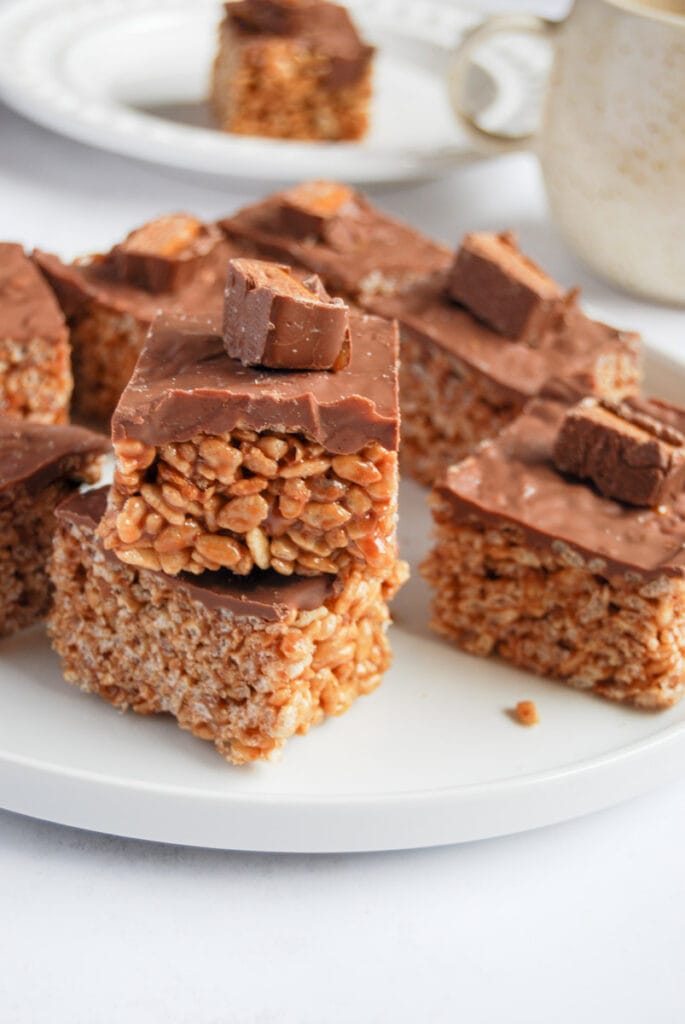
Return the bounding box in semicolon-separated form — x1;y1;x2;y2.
423;500;685;709
0;330;72;425
100;427;398;578
49;513;406;764
0;457;103;638
211;25;371;140
67;306;146;426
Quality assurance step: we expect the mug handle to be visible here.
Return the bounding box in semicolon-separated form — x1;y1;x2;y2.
449;14;561;156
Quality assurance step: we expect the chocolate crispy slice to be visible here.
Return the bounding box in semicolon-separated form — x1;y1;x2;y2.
553;397;685;507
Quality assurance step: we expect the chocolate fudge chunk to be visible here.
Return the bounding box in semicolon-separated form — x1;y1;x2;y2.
220;181;452;301
368;258;641;486
224;258;350;369
0;243;72;424
553;397;685;507
33;215;237;425
98;310;401;579
423;397;685;709
50;487;406;765
211;1;374;141
447;232;565;342
0;415;108;637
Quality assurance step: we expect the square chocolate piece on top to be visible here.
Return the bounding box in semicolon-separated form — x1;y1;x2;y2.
33;215;238;426
423;395;685;709
0;414;108;637
368;235;641;486
219;180;452;301
211;1;374;141
51;487;406;765
98;309;401;581
0;243;72;425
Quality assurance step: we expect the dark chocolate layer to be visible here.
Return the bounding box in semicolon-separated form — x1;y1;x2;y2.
0;415;109;493
57;486;336;620
113;311;399;453
0;242;66;343
437;398;685;579
226;1;374;87
32;233;237;328
368;271;640;402
220;182;452;299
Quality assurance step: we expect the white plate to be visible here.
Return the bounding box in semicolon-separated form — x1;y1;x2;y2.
1;348;684;852
0;0;546;185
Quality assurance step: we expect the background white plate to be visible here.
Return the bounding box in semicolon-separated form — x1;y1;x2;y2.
0;349;684;853
0;0;547;185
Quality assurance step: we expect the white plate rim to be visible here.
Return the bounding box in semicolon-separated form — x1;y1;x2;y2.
0;0;482;185
1;349;684;853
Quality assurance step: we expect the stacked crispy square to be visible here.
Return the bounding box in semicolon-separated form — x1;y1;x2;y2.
48;255;406;763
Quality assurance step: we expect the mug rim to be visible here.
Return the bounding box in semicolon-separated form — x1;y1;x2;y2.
603;0;685;26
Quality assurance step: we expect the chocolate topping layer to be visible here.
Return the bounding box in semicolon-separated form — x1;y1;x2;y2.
437;398;685;579
223;258;350;370
32;229;237;328
0;242;66;343
57;486;336;620
447;232;565;342
0;415;109;493
553;397;685;507
368;270;640;402
109;215;223;294
220;182;452;298
113;311;398;452
226;0;374;87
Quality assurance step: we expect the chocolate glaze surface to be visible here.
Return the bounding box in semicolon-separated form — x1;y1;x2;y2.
32;234;238;327
226;1;374;87
0;415;109;493
437;398;685;579
113;311;399;452
368;270;640;402
220;182;452;298
57;486;336;620
0;242;66;342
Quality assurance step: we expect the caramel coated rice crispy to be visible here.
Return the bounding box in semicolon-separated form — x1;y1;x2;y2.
0;461;103;638
424;507;685;710
100;428;398;579
50;502;406;764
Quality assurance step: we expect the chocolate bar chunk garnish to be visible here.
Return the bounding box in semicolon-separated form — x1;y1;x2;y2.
276;181;358;241
108;214;222;294
229;0;316;34
223;258;350;370
447;231;565;342
553;397;685;507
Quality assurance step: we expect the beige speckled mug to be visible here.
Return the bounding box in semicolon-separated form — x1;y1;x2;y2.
450;0;685;304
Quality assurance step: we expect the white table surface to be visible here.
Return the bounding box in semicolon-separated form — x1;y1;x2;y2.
2;2;685;1020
